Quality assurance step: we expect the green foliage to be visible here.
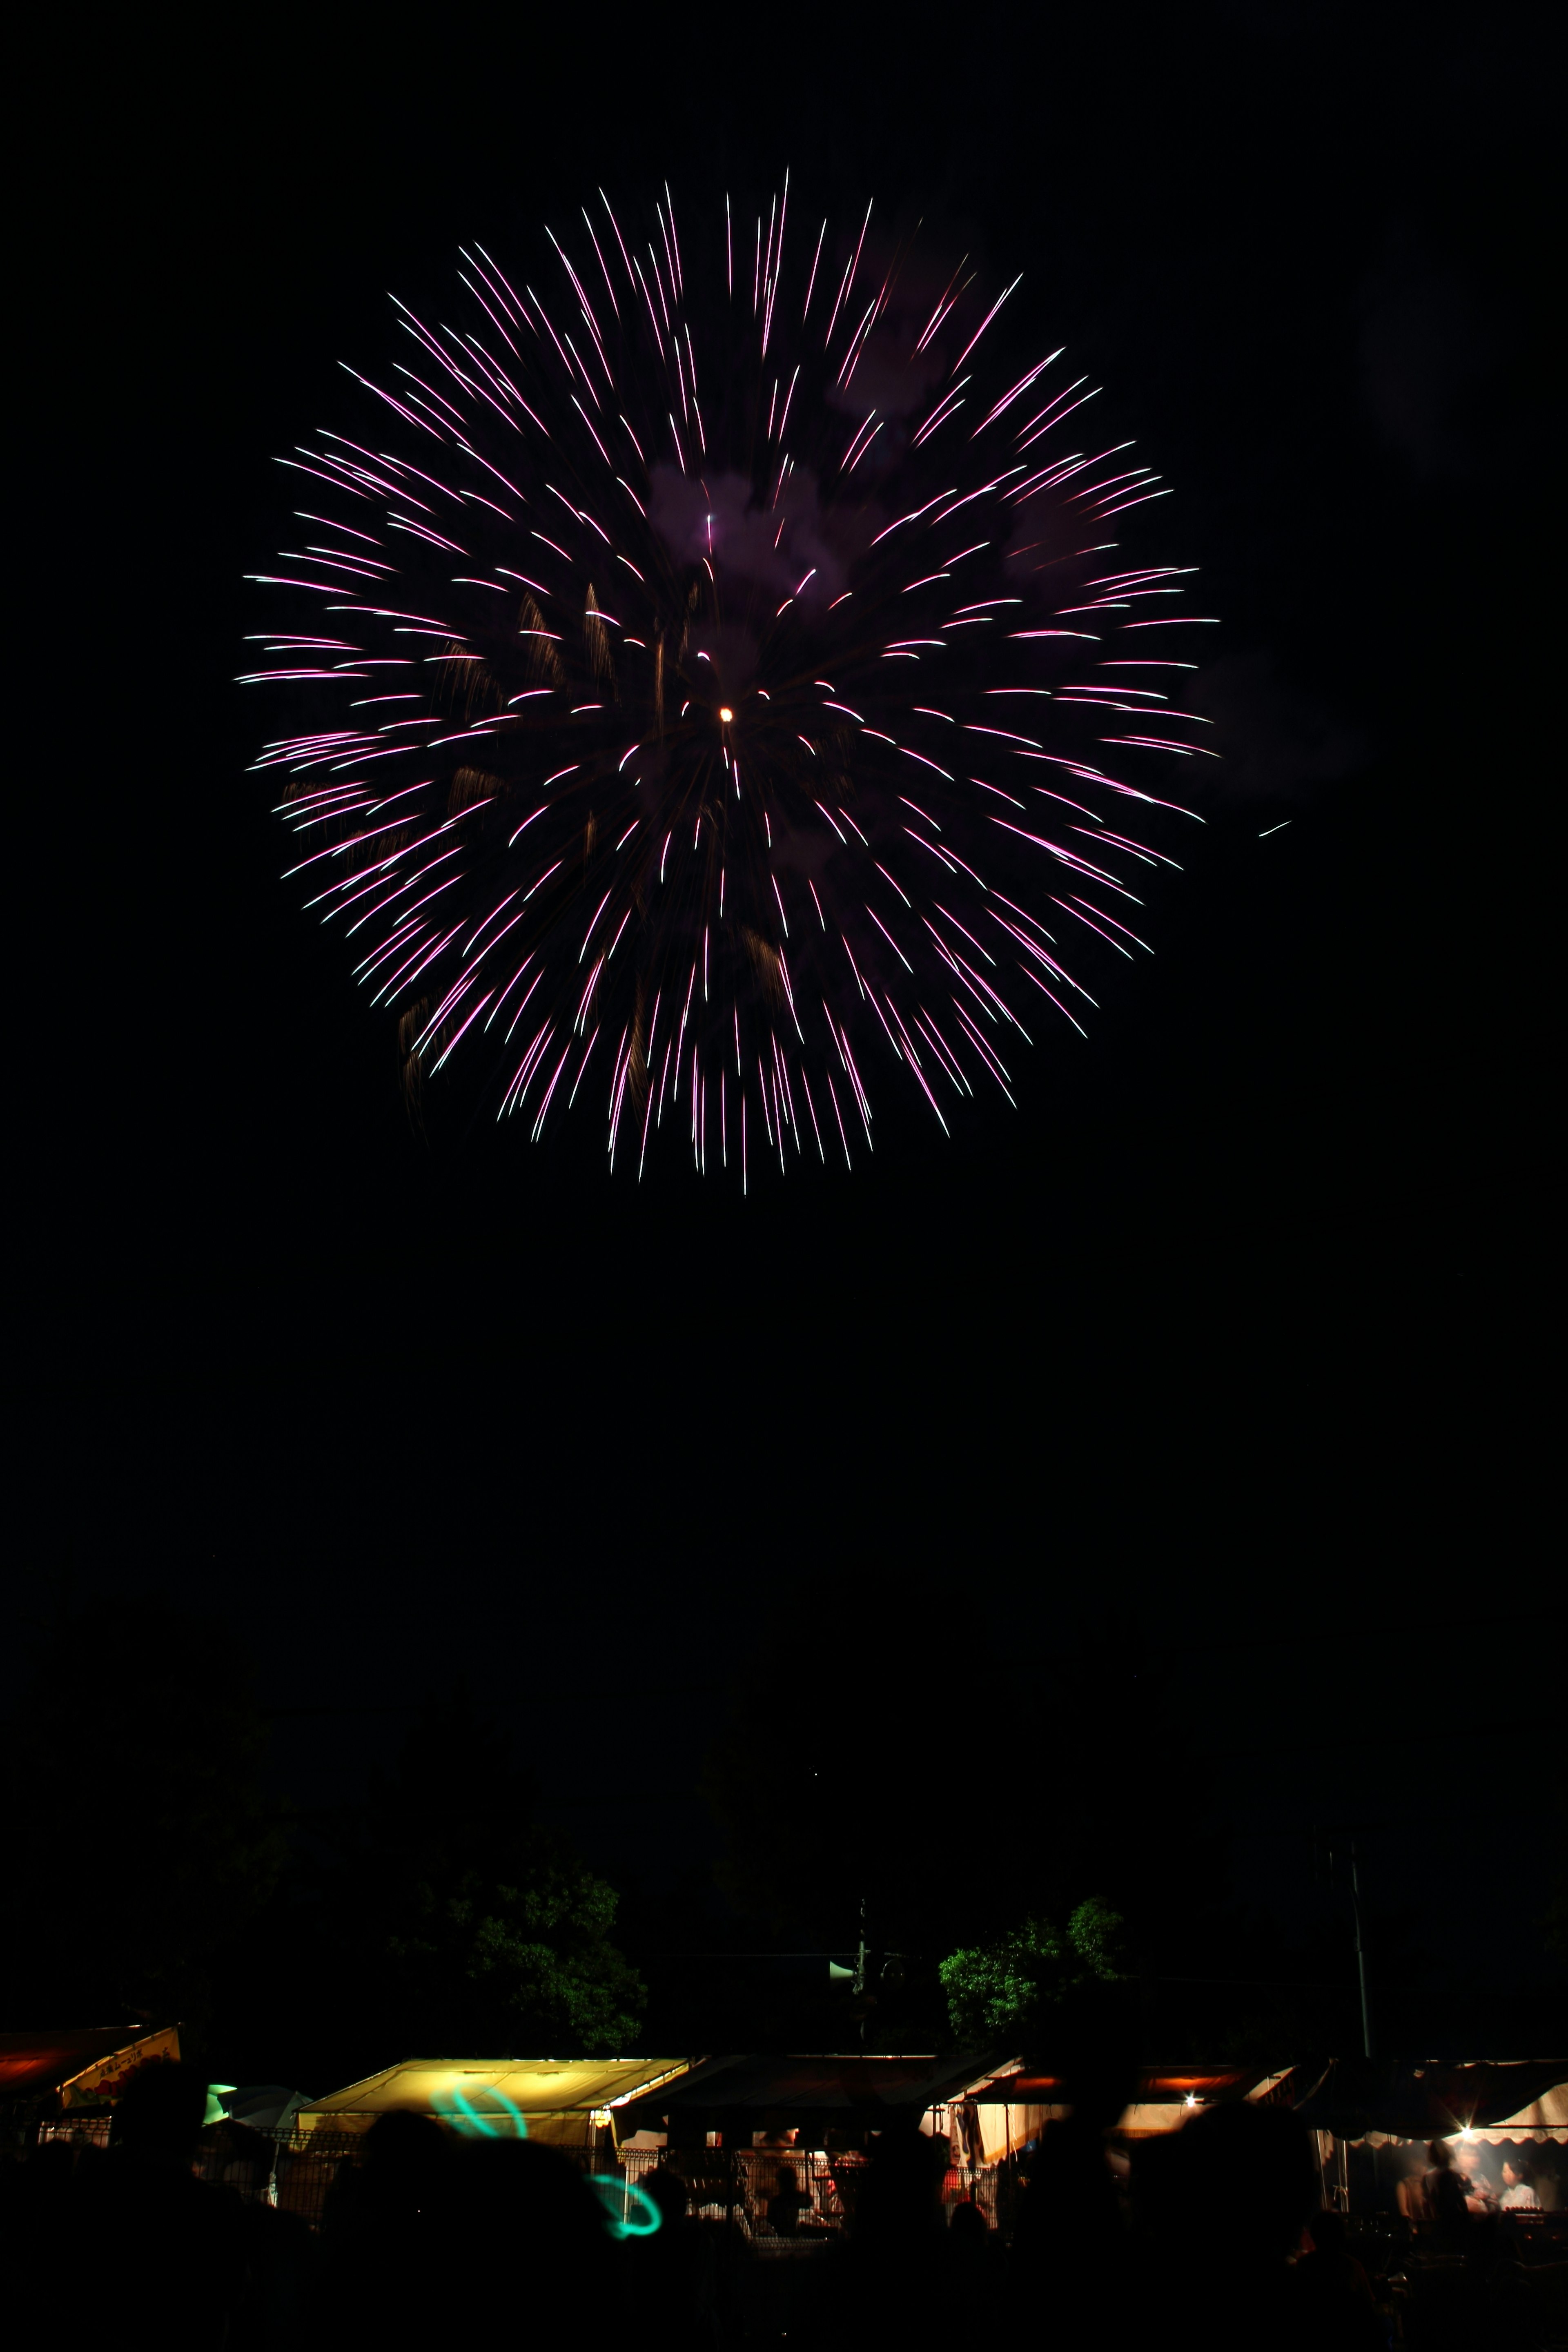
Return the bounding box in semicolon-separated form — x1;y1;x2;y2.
1065;1896;1127;1980
382;1858;646;2052
939;1898;1126;2045
350;1688;646;2054
3;1628;646;2071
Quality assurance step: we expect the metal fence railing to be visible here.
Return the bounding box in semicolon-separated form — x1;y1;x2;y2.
34;2120;368;2230
619;2145;1000;2243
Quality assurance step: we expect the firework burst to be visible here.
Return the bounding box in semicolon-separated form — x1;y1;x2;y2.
248;184;1216;1184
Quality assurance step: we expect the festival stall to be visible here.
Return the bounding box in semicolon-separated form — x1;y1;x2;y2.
609;2053;1005;2235
952;2063;1303;2164
1294;2058;1568;2221
295;2055;693;2146
0;2025;181;2127
615;2052;1000;2146
610;2055;1310;2235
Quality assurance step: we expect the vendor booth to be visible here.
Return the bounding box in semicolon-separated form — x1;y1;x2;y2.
615;2052;1000;2145
0;2025;180;2125
1294;2057;1568;2223
608;2053;1005;2238
953;2063;1305;2165
296;2055;692;2146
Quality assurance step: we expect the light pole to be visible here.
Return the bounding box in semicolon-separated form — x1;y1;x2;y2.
1326;1833;1374;2060
1348;1839;1373;2061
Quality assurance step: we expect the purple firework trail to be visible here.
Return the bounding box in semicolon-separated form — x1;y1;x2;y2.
248;185;1216;1184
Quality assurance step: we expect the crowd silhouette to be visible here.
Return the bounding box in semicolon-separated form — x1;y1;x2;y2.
4;2060;1564;2348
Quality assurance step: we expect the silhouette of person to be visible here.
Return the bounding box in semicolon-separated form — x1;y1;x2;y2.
1129;2099;1320;2350
1394;2141;1429;2226
1010;2020;1136;2342
625;2165;720;2351
948;2196;989;2245
1422;2137;1470;2252
766;2170;811;2235
318;2132;619;2348
2;2129;93;2332
432;2137;619;2333
315;2108;452;2345
1297;2205;1384;2348
74;2062;247;2349
814;2125;949;2347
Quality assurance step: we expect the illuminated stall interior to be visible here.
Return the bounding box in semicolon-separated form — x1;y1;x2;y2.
948;2064;1305;2165
1296;2058;1568;2216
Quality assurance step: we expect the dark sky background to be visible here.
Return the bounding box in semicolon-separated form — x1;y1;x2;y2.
22;4;1557;2069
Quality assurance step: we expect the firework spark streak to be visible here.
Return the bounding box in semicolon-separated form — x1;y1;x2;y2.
249;189;1214;1178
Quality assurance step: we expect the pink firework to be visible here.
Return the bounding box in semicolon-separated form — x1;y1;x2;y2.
247;184;1216;1183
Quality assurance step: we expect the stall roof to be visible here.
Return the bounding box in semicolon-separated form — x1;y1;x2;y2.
1296;2057;1568;2140
297;2057;691;2136
626;2054;1003;2120
957;2065;1300;2150
964;2067;1285;2105
0;2026;180;2107
1410;2062;1568;2131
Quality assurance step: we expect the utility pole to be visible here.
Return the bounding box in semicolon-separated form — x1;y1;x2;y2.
1348;1839;1373;2060
1326;1833;1374;2060
838;1890;904;2050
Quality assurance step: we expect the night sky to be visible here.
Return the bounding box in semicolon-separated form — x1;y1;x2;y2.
22;6;1557;2071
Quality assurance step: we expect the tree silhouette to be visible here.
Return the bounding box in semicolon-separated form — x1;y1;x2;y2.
325;1690;645;2054
2;1601;286;2034
939;1898;1127;2043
